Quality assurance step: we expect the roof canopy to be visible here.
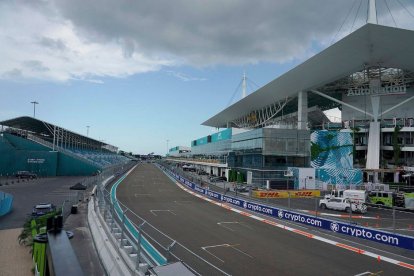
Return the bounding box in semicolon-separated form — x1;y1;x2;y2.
203;24;414;128
0;116;108;148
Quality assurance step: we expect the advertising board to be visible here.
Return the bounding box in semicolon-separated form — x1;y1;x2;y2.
163;166;414;251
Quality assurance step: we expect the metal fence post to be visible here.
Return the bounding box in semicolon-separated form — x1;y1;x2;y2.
120;209;127;248
288;192;291;210
314;196;318;217
136;222;145;270
392;206;396;233
349;201;352;224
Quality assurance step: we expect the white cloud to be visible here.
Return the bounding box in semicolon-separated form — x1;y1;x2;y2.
0;2;173;82
0;0;413;82
165;70;207;82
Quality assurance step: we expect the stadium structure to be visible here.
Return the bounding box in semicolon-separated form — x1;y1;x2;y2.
167;0;414;189
0;116;130;176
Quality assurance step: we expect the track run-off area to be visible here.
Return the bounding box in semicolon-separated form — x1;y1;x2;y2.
115;163;414;275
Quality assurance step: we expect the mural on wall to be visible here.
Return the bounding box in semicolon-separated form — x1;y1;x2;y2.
311;131;362;185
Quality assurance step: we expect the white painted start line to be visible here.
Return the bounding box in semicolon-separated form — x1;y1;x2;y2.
172;180;414;271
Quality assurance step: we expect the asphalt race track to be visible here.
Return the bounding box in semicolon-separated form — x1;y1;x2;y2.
116;163;413;275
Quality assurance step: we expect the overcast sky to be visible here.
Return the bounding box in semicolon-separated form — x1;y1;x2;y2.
1;0;413;154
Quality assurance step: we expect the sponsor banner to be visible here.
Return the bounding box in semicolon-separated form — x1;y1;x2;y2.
252;190;289;198
328;221;413;250
166;168;414;250
252;190;320;198
289;190;320;198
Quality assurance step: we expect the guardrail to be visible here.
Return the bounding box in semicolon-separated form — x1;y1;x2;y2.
159;163;414;251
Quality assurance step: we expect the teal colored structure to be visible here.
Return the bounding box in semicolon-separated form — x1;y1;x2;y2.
310;131;362;185
0;132;99;176
0;191;13;216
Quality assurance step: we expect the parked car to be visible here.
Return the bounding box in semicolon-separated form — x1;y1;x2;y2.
32;203;56;218
15;171;37;179
182;165;196;172
210;176;227;182
197;170;208;175
234;185;248;192
319;197;367;213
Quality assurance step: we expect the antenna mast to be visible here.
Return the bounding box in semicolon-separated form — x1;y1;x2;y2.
367;0;378;24
242;71;247;99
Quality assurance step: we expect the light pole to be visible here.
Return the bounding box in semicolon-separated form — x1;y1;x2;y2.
86;126;90;137
166;139;169;157
30;101;39;118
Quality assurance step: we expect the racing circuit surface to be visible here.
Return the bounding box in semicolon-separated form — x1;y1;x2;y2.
116;163;413;275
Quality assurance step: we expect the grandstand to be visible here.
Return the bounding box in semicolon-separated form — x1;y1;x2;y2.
0;116;130;176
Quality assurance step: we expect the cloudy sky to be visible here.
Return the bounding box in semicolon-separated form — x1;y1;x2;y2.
1;0;413;154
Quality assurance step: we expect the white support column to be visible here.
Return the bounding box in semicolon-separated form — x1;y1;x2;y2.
370;79;381;121
298;91;308;130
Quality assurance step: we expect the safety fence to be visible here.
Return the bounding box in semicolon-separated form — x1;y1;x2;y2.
94;164;230;275
159;164;414;251
0;191;13;216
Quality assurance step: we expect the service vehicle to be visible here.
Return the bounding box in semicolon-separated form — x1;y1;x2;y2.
182;165;196;172
15;171;37;179
210;176;227;182
325;189;367;204
368;190;406;207
319;197;367;213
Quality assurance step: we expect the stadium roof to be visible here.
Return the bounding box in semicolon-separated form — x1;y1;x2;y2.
203;23;414;128
0;116;108;147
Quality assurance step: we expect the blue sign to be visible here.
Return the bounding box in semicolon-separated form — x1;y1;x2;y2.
162;165;414;251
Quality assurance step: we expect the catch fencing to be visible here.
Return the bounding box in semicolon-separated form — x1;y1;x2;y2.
159;163;414;251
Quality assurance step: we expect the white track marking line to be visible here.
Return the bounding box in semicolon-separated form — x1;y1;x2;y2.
217;221;253;232
354;272;377;276
134;193;151;197
170;179;414;271
150;210;176;216
230;244;254;259
201;244;228;263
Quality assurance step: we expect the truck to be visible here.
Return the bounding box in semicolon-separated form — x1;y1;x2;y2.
368;191;405;207
325;189;367;204
319;197;367;213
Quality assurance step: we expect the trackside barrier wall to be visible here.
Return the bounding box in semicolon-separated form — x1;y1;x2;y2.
0;191;13;216
160;165;414;251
